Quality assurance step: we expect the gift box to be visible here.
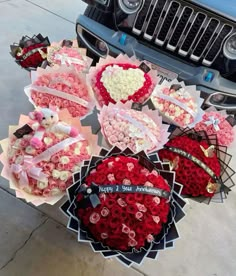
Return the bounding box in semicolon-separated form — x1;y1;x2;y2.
0;108;99;206
88;54;158;107
194;106;235;146
46;39;92;73
24;66;95;119
158;128;235;203
151;80;204;128
10;34;50;71
61;147;186;266
98;101;170;153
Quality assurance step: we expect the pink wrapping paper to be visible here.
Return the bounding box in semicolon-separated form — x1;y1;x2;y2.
194;106;235;146
87;54;159;108
25;65;95;119
0;110;99;206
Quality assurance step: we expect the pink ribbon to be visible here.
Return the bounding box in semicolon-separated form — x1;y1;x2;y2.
10;155;47;187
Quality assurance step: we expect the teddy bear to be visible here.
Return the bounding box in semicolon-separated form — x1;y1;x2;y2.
29;107;79;149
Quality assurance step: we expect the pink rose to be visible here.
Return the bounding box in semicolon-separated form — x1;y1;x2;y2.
146;234;154;243
89;212;100;224
122;224;130;234
153;196;160;205
117;198;127;207
136;203;147;212
123;178;131;185
101;233;108;239
101;207;110;217
128;239;137;247
152;215;160;224
128;230;136;239
135;212;143;220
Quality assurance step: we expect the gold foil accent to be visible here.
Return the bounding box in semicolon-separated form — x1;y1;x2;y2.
200;145;215;158
163;156;179;171
16;47;23;57
206;181;221;193
38;49;47;59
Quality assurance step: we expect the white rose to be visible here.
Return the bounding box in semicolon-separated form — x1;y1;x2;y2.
60;171;70;181
60;156;70;164
8;148;16;158
50;188;61;196
72;165;81;172
43;137;53;145
37;180;48;190
25;146;36;155
23;186;32;194
15;155;24;165
13;139;22;149
52;169;61;179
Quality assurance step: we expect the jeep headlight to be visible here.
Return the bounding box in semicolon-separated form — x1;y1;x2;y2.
223;33;236;60
118;0;142;14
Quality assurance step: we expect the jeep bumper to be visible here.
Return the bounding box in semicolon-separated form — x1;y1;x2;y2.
77;15;236;112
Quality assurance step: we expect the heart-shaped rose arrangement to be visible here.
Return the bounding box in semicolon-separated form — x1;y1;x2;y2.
93;63;153;106
159;135;221;198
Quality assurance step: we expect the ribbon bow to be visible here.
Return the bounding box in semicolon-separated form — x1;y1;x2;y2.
78;182;101;208
204;116;220;131
10;155;48;187
54;53;84;66
177;88;189;99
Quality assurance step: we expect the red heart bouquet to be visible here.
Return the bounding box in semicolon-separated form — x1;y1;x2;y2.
61;147;186;266
88;54;158;107
10;34;50;71
158;128;235;203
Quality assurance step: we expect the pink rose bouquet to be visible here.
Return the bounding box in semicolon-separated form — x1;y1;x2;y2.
88;54;158;108
46;39;92;73
0;109;99;206
194;107;235;146
98;101;169;153
25;65;95;119
151;80;204;127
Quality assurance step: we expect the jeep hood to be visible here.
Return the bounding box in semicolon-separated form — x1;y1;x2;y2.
190;0;236;22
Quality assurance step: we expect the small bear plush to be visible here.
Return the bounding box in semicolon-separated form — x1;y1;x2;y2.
29;107;79;149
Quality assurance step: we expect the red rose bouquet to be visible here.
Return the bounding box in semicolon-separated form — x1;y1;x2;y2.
10;34;50;71
158;128;235;203
61;147;186;266
87;54;158;108
98;101;169;153
24;65;95;119
0;108;99;206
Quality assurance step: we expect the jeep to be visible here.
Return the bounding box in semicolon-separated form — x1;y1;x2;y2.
76;0;236;112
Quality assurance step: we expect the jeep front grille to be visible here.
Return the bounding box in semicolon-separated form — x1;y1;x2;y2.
132;0;233;66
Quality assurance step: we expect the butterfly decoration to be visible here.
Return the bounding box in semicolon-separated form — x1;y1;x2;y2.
200;145;215;158
206;180;221;193
163;156;179;171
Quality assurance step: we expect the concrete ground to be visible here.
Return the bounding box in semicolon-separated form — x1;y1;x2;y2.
0;1;236;275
